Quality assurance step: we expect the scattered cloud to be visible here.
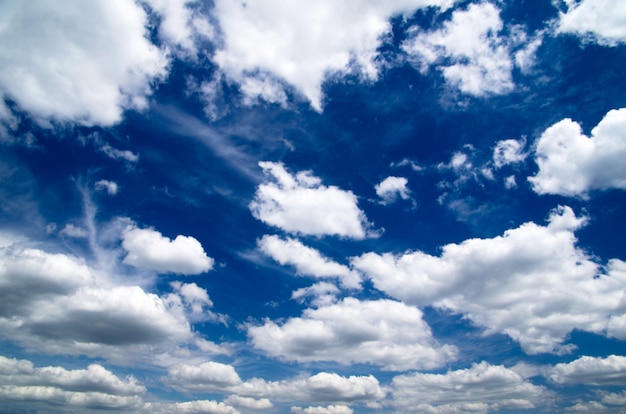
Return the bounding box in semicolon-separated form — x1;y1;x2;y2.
212;0;455;110
257;235;361;289
247;297;457;370
353;206;626;354
95;180;119;196
291;405;354;414
122;226;214;275
167;361;242;393
250;162;373;239
0;0;167;126
493;138;528;168
375;176;411;205
550;355;626;386
291;282;341;308
556;0;626;46
529;107;626;197
403;2;528;96
390;361;546;413
224;395;273;410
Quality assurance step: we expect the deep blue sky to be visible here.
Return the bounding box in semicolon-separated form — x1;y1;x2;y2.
1;1;626;413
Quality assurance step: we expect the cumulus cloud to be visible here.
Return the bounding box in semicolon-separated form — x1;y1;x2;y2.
224;395;273;410
493;138;528;168
403;2;522;96
291;282;341;308
167;361;242;393
0;355;145;411
352;206;626;354
374;176;411;205
529;107;626;197
257;235;361;288
291;405;353;414
550;355;626;386
556;0;626;46
233;372;385;406
212;0;454;110
0;0;167;126
122;226;214;274
147;400;241;414
390;361;546;413
247;297;457;370
249;162;373;239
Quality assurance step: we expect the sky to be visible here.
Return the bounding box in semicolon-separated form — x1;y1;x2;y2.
1;0;626;413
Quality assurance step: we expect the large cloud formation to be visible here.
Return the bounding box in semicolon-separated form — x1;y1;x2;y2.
247;297;457;371
212;0;455;110
529;107;626;197
352;206;626;354
0;0;167;127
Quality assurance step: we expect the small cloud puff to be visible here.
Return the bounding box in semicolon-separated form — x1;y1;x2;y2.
374;176;411;205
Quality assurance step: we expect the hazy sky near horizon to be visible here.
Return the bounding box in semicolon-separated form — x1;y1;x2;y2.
1;1;626;413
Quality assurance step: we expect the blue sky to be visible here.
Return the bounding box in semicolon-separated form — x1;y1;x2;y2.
1;0;626;413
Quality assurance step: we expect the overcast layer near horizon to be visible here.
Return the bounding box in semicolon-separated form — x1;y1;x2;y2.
1;0;626;413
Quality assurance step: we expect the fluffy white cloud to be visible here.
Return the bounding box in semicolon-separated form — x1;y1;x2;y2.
0;355;145;411
550;355;626;386
291;405;353;414
234;372;385;405
250;162;372;239
529;108;626;197
493;138;527;168
247;297;457;371
352;206;626;354
292;282;341;308
122;226;214;274
167;361;242;393
258;235;361;288
557;0;626;46
147;400;241;414
212;0;454;110
375;176;411;205
403;2;520;96
224;395;273;410
390;362;546;413
0;0;167;126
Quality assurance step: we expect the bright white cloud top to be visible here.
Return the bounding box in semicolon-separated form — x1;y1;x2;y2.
529;107;626;197
375;176;411;205
250;162;372;239
557;0;626;46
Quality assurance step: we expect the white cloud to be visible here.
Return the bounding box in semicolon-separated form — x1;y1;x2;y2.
403;2;517;96
257;235;361;289
0;0;167;126
212;0;454;110
167;361;242;393
556;0;626;46
493;138;527;168
292;282;341;308
390;361;546;413
352;206;626;354
95;180;119;196
249;162;373;239
99;144;140;163
504;175;517;189
550;355;626;386
224;395;273;410
122;226;214;274
529;107;626;197
291;405;354;414
147;400;241;414
375;176;411;205
247;297;457;371
0;355;145;411
233;372;385;405
60;223;88;238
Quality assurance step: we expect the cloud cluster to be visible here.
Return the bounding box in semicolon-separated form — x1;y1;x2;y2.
248;297;457;370
212;0;455;110
250;162;372;239
556;0;626;46
353;206;626;354
390;362;546;413
375;176;411;205
403;2;525;96
529;107;626;197
0;0;167;127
